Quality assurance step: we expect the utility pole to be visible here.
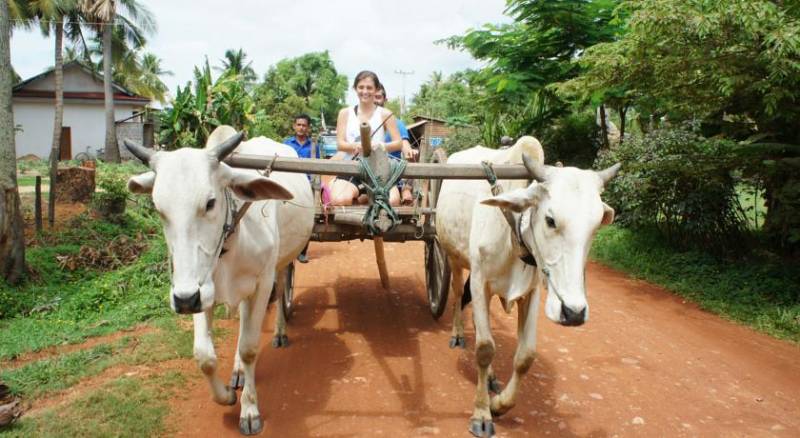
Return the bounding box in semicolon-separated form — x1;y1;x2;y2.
394;69;414;116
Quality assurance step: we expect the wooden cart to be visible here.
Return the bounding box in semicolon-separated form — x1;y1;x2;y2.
226;124;530;320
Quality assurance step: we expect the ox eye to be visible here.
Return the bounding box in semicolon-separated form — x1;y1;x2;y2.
545;215;556;228
205;198;216;212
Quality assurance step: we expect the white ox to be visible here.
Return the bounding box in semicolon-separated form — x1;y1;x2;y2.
436;137;620;437
124;126;313;435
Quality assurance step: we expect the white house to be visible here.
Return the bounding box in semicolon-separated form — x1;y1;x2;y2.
12;61;151;160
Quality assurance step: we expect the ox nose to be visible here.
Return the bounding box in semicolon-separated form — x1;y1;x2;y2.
560;305;587;326
173;291;202;314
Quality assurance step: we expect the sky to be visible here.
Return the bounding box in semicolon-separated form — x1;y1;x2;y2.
10;0;510;108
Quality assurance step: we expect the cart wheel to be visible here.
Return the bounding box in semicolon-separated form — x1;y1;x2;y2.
282;262;295;321
425;237;450;320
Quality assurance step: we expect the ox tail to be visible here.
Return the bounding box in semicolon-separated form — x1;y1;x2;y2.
461;275;472;309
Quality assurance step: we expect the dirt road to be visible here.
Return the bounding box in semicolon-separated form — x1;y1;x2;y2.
170;240;800;437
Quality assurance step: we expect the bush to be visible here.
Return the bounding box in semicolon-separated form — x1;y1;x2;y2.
443;125;483;155
539;110;601;168
91;173;130;221
596;124;748;253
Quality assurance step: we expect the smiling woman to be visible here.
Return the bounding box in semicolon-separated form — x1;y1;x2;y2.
325;70;403;206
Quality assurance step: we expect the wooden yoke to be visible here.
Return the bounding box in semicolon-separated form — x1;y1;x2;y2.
360;122;391;290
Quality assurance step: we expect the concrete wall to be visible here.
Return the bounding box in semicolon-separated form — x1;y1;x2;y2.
13;100;143;159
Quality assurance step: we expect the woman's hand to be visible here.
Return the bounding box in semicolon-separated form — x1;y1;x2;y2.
402;143;417;160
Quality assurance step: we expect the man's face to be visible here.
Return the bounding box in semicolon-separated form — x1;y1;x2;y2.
293;118;309;137
374;91;386;107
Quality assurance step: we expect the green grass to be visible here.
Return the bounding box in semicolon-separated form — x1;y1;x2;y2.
0;318;192;400
0;194;168;360
16;175;48;187
2;371;187;438
591;225;800;342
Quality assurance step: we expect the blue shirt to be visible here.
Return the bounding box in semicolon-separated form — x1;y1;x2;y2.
386;119;410;159
283;136;313;159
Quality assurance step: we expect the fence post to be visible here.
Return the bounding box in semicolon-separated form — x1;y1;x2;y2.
34;175;42;232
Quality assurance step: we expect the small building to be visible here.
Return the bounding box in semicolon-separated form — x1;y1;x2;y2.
12;61;151;160
406;115;451;151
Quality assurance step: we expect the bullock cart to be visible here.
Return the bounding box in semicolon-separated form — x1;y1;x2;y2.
225;123;530;320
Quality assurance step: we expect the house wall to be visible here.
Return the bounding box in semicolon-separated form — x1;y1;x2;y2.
13;100;143;159
27;64;104;93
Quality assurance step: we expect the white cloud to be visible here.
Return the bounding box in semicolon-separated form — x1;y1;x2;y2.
10;0;511;107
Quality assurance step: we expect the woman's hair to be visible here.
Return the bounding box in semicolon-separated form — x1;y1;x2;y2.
353;70;380;89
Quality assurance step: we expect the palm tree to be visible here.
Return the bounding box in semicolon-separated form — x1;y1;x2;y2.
134;52;171;102
217;48;256;84
80;0;155;162
27;0;90;226
1;0;26;283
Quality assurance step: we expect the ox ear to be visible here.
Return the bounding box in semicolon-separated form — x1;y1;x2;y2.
228;171;293;202
601;202;615;226
128;172;155;194
480;185;539;212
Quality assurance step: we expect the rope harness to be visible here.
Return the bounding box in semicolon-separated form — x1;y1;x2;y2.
481;161;537;267
358;156;407;235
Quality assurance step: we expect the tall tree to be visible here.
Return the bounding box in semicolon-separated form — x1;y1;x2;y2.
1;0;26;283
442;0;622;136
216;48;256;85
564;0;800;249
80;0;155;162
28;0;87;226
255;51;347;134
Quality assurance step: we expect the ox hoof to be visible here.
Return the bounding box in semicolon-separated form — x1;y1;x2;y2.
449;335;467;349
230;371;245;390
239;414;263;435
469;418;495;437
220;386;237;406
488;375;503;394
272;334;289;348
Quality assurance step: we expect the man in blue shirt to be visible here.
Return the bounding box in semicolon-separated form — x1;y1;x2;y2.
283;114;314;262
283;114;314;158
375;85;417;204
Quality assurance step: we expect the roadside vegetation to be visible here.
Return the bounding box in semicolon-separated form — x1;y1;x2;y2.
1;162;196;435
592;226;800;342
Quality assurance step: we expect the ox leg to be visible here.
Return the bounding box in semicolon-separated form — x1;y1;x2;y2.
491;286;541;417
449;268;467;349
194;308;237;406
236;283;271;435
469;274;496;437
272;266;289;348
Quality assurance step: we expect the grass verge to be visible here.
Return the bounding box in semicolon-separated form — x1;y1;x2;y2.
2;371;187;438
591;225;800;342
1;318;192;399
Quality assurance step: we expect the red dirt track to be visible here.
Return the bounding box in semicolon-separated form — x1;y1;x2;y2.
170;240;800;437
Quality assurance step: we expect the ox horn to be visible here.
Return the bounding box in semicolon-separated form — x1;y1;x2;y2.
596;162;622;186
123;139;154;165
210;131;245;162
522;153;548;182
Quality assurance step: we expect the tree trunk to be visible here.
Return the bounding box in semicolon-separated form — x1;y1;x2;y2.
102;21;119;163
618;105;627;146
0;0;26;283
48;21;64;227
599;104;609;149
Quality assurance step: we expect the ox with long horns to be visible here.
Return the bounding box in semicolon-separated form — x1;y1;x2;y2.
125;128;314;435
436;137;620;437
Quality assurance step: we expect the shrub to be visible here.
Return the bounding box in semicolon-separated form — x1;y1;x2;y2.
595;124;748;253
539;110;601;168
443;125;483;155
91;173;130;221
